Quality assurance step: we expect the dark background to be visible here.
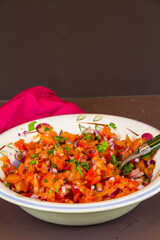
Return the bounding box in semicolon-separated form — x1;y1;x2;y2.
1;0;160;100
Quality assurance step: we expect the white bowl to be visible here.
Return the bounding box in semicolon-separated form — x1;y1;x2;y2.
0;114;160;226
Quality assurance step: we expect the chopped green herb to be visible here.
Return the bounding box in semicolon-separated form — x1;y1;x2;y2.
123;162;134;175
117;155;122;161
69;159;84;178
6;182;11;188
55;143;59;148
75;149;79;155
47;149;55;154
96;141;109;152
64;145;70;152
31;154;37;159
44;179;48;183
95;135;100;140
83;133;92;140
77;164;84;178
67;189;70;193
44;127;50;132
54;136;67;143
108;122;117;130
51;163;57;168
28;121;37;132
116;161;122;169
112;154;117;164
3;164;7;168
54;187;59;194
49;190;52;194
29;160;36;165
81;162;90;170
53;177;57;182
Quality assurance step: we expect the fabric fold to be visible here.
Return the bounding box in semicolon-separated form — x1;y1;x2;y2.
0;86;84;134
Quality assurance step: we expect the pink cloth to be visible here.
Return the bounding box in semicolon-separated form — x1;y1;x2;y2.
0;86;84;134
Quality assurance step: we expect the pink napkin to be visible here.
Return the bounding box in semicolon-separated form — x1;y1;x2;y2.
0;86;84;134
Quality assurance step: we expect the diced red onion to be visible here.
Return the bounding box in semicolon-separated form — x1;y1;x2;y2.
93;165;96;170
109;188;121;197
137;184;144;190
142;133;153;142
31;194;39;199
23;130;28;136
109;177;115;181
148;159;156;165
103;136;108;141
74;142;78;148
74;186;78;190
69;154;74;160
62;185;66;194
134;157;140;162
134;178;143;183
36;123;51;133
97;187;103;192
121;147;129;155
50;168;58;174
64;184;71;189
110;146;114;150
91;185;95;190
129;168;144;179
46;160;50;165
59;129;63;135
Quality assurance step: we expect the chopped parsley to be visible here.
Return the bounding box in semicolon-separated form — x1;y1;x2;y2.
54;136;67;143
29;160;36;165
44;127;50;132
96;141;109;152
54;187;59;194
83;133;92;140
6;182;11;188
64;145;70;152
53;177;57;182
31;154;38;159
81;162;90;170
108;122;117;130
123;162;134;175
44;179;48;183
51;163;57;168
69;159;84;178
28;121;37;132
49;190;52;194
112;154;117;164
47;149;55;154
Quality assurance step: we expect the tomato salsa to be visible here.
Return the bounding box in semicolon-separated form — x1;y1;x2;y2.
0;123;155;203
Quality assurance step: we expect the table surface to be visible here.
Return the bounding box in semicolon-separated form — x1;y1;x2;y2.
0;95;160;240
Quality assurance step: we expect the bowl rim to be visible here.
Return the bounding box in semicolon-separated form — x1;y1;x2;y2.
0;113;160;213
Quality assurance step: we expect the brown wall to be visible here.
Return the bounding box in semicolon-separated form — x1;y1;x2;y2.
1;0;160;99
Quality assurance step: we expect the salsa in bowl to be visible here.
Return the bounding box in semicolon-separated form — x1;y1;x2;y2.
0;114;160;225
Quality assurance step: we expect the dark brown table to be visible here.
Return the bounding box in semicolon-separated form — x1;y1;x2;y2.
0;95;160;240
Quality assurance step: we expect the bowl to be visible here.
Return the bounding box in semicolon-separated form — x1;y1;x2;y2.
0;114;160;226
